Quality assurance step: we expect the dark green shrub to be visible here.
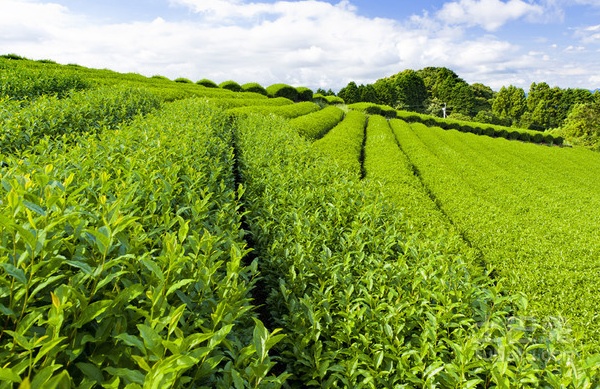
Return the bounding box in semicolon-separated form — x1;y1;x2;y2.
508;130;521;140
174;77;193;83
471;126;483;135
219;80;243;92
532;132;545;143
438;121;453;130
495;129;509;139
325;95;344;104
296;87;313;102
554;136;564;145
365;105;383;116
267;83;299;101
404;114;421;123
519;132;531;142
313;94;327;106
0;53;26;60
197;78;218;88
543;133;555;144
241;82;267;96
483;127;495;137
151;75;170;80
384;109;397;119
459;123;474;133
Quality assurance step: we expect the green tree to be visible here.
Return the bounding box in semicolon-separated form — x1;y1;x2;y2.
316;88;335;96
417;67;474;116
492;85;526;125
524;82;564;130
394;70;428;111
358;84;378;103
559;100;600;149
471;83;494;112
338;81;359;104
373;78;397;107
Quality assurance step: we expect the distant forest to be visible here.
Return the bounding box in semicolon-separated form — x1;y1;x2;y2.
318;67;600;149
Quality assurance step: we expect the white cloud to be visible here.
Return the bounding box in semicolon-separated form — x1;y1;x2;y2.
575;24;600;44
0;0;597;91
436;0;544;31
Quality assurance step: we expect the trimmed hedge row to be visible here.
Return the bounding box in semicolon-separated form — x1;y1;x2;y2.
226;101;320;119
196;78;218;88
313;94;345;106
312;110;366;176
267;83;298;101
288;105;345;140
0;87;161;154
396;110;564;145
266;84;314;102
296;87;313;102
0;63;92;101
348;102;397;118
209;96;292;109
241;82;268;96
219;80;243;92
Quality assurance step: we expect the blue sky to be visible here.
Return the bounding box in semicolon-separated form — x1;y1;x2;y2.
1;0;600;91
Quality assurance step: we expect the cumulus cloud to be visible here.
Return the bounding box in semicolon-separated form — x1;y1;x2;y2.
0;0;597;90
575;24;600;44
436;0;544;31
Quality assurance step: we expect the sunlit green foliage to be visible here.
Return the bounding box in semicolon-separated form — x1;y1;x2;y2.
210;96;290;110
0;99;288;387
288;105;344;140
1;87;161;154
2;55;600;387
555;100;600;150
235;112;599;387
266;83;298;101
226;101;320;119
0;59;91;101
395;122;600;348
348;102;397;118
219;80;243;92
312;110;366;176
296;87;313;102
395;109;563;145
241;82;268;96
196;78;218;88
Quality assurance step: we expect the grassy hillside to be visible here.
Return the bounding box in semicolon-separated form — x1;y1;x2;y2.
1;56;599;387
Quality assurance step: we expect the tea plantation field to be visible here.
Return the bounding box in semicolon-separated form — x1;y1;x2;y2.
0;56;599;387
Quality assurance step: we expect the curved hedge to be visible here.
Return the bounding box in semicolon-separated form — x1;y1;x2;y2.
313;94;345;105
396;110;564;146
289;105;344;140
0;65;91;101
241;82;267;96
348;102;396;118
326;95;344;104
0;87;161;154
296;87;313;102
210;96;291;110
226;101;320;119
219;80;243;92
266;83;298;101
196;78;218;88
312;110;366;176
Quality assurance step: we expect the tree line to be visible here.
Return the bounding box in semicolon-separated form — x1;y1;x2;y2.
322;67;600;149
